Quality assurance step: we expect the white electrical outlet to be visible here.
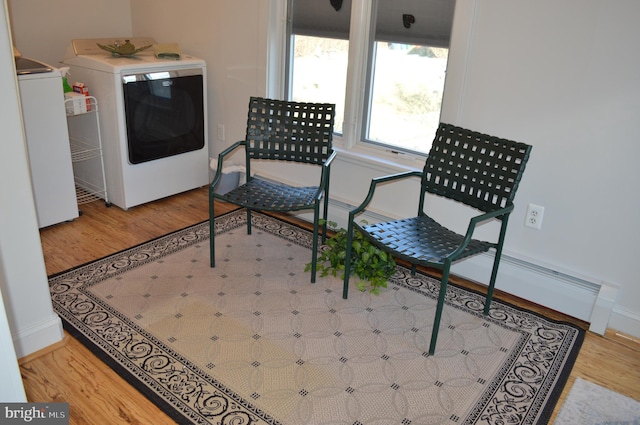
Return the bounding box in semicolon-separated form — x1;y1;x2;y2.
525;203;545;230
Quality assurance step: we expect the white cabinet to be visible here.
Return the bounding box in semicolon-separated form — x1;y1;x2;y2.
18;70;79;228
65;96;109;206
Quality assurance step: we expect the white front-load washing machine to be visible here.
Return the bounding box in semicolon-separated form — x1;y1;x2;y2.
62;37;208;210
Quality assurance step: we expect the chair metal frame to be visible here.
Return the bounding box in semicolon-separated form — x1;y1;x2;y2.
342;123;532;355
209;97;336;283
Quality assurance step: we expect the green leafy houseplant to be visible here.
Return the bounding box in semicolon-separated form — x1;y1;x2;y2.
306;221;397;294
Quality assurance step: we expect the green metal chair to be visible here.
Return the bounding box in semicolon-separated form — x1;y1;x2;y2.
209;97;336;283
342;123;532;355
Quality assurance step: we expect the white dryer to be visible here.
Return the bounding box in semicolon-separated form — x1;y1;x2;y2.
62;37;208;210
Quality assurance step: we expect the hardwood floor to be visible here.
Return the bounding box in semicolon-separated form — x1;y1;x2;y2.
20;187;640;424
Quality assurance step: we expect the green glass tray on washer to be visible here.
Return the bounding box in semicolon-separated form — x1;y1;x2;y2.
96;40;152;57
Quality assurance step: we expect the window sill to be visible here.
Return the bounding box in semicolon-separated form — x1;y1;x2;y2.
332;136;425;174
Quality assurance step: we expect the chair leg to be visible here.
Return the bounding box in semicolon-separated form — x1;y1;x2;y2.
429;260;451;355
321;191;330;243
209;191;216;268
485;218;509;315
310;204;320;283
246;208;252;235
484;250;503;316
342;217;355;299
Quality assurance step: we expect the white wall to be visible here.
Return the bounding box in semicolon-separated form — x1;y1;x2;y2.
0;2;26;401
0;286;25;401
0;1;63;399
441;0;640;335
7;0;132;67
129;0;271;164
5;0;640;346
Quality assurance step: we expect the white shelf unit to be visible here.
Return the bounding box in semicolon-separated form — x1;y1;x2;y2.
65;95;109;206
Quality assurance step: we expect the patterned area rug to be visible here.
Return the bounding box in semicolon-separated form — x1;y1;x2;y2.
49;210;584;424
553;378;640;424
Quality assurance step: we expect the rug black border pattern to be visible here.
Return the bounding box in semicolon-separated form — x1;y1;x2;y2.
48;210;585;425
391;268;584;424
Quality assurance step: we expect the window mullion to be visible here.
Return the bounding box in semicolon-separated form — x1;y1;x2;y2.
342;0;375;149
268;0;288;100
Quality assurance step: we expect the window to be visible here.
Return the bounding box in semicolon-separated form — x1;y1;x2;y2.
286;0;352;135
287;0;456;155
290;35;349;134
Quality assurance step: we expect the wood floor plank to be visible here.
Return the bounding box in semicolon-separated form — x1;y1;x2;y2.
21;186;640;424
21;335;176;425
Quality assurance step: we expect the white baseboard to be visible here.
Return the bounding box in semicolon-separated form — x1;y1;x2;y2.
13;314;64;358
607;305;640;339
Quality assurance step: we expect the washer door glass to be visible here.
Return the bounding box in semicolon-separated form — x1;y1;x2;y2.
123;74;204;164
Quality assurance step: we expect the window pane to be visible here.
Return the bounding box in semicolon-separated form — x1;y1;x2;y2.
367;43;448;154
290;35;348;134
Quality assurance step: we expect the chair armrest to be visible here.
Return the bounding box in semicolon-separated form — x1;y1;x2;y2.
446;203;515;259
314;150;339;199
349;170;423;218
468;204;515;227
323;149;338;168
210;141;246;188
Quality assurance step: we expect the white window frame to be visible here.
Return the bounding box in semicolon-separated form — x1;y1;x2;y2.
267;0;469;170
341;1;373;151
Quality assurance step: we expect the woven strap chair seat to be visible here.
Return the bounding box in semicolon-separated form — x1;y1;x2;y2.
221;178;319;211
361;216;493;265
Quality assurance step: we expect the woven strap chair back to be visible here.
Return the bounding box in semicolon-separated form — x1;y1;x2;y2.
423;123;532;213
245;97;335;165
